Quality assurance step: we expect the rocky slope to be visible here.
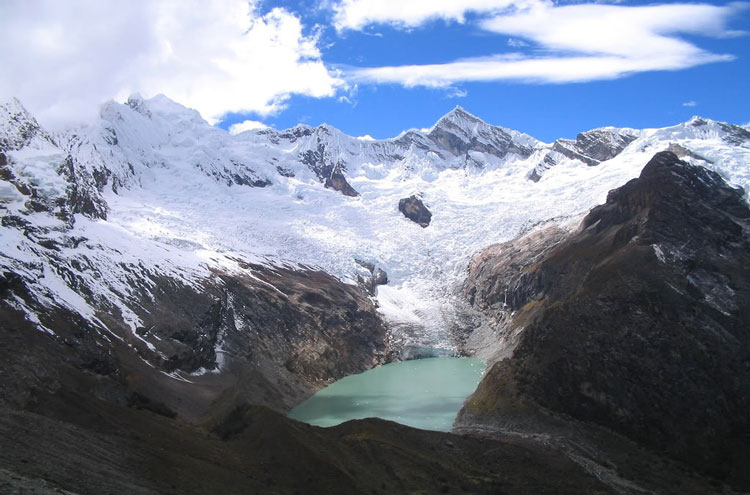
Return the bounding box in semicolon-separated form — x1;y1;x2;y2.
1;402;624;495
458;151;750;491
0;258;387;417
2;93;750;493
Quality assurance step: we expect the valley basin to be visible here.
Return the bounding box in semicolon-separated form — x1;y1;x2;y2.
289;357;485;431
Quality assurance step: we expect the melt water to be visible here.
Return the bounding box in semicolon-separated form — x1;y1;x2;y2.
288;357;486;432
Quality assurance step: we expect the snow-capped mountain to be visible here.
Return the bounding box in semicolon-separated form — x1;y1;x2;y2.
1;94;749;361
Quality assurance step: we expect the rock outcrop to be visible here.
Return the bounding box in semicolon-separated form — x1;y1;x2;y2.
459;151;750;490
399;195;432;227
355;259;389;295
552;128;637;166
426;106;536;161
300;134;360;197
528;126;638;180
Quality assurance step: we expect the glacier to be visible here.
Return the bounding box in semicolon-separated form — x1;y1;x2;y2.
1;94;749;359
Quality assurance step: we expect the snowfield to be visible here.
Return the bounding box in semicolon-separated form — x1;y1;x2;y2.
2;94;749;355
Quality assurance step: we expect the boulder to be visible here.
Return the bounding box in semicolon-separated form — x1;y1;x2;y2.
398;195;432;227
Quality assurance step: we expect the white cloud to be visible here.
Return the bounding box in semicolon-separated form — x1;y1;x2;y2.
480;3;745;58
332;0;543;31
1;0;344;128
229;120;270;135
346;2;746;87
682;101;698;107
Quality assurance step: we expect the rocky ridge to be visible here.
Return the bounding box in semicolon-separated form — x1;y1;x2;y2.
458;151;750;491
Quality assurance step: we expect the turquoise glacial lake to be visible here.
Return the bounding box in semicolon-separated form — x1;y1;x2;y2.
288;357;486;432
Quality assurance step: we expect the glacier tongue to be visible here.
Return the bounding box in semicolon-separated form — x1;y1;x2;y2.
2;94;750;355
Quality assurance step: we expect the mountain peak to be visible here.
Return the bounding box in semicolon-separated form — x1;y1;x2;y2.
438;105;484;126
0;97;49;151
126;93;152;118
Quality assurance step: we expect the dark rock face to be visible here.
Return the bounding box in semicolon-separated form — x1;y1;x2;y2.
300;132;359;197
460;152;750;490
228;161;272;188
465;226;568;312
324;171;359;197
55;155;109;220
354;259;389;295
0;151;108;222
528;127;635;180
552;128;636;166
399;195;432;227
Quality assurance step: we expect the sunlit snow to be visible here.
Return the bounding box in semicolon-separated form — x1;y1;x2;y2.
1;95;748;354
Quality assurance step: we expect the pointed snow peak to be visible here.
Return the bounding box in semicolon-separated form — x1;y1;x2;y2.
0;97;50;151
438;105;484;127
449;105;472;117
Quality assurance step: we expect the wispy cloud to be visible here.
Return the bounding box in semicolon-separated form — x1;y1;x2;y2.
343;2;747;87
1;0;344;127
331;0;541;31
682;101;698;107
446;87;468;98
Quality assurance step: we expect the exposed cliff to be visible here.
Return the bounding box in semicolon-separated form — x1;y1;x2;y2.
458;151;750;490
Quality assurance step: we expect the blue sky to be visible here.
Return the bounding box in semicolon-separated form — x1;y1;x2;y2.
3;0;749;141
221;0;750;141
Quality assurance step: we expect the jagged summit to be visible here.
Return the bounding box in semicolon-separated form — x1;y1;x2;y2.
1;93;749;358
